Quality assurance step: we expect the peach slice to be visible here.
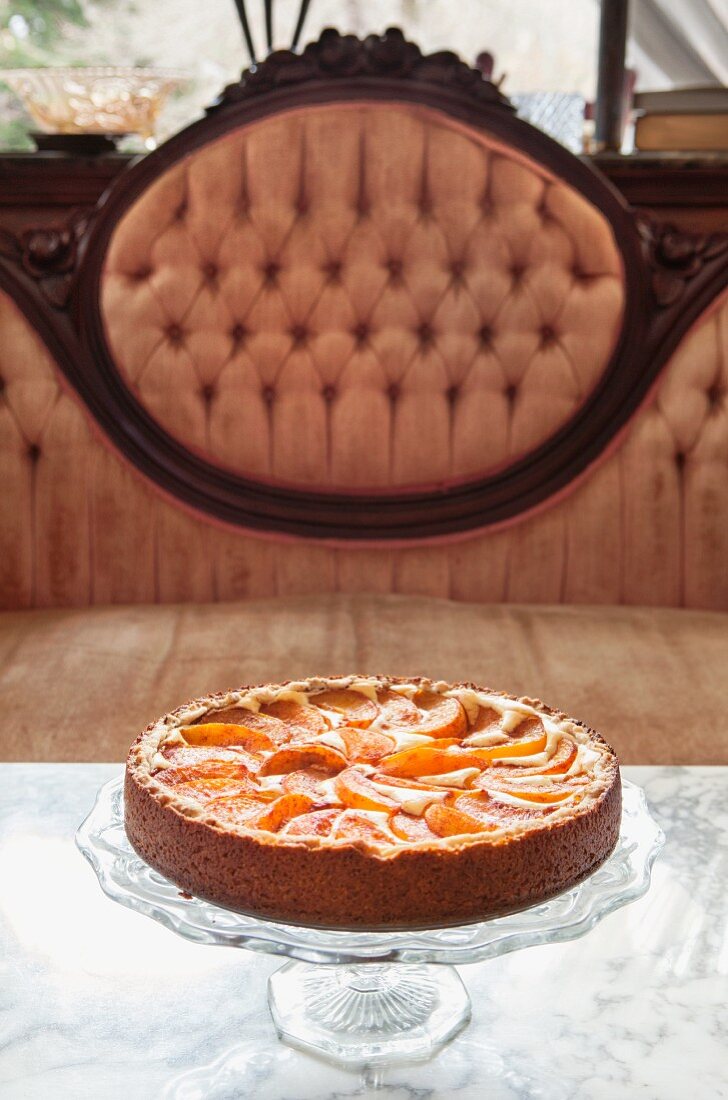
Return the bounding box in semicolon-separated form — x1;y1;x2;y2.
313;690;378;727
157;761;259;802
412;691;468;739
334;768;400;812
181;723;276;754
469;705;503;733
483;778;579;804
261;699;330;736
246;792;316;832
281;767;335;799
389;811;440;842
424;802;489;837
479;736;577;779
460;790;554;823
338;726;396;764
474;725;548;761
203;794;263;826
378;740;466;778
281;808;341;837
330;811;393;845
192;707;289;742
258;743;347;777
376;689;421;727
161;745;262;771
541;737;578;774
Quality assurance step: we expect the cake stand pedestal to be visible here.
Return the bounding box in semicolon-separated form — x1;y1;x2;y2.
77;778;663;1068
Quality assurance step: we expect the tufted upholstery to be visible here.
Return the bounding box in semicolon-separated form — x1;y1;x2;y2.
1;285;727;610
101;104;625;487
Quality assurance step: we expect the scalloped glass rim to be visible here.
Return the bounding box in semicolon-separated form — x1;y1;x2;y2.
76;776;664;966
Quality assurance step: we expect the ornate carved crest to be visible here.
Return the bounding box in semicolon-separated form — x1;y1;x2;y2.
638;215;728;308
0;212;90;308
211;27;513;113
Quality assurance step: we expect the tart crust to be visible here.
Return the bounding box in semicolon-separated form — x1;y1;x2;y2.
124;675;621;930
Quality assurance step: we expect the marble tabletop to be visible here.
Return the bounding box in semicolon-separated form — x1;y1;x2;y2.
1;764;726;1100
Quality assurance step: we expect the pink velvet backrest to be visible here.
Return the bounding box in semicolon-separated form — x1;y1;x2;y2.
100;104;625;490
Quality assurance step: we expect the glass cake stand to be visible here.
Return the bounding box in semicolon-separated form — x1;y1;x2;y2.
76;777;664;1067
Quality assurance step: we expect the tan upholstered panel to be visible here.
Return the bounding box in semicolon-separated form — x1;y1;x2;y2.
101;103;625;488
3;596;726;764
1;287;726;611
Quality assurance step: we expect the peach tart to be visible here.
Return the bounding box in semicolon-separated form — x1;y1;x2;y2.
124;675;621;929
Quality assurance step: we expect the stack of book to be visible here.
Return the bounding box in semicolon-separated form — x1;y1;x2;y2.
633;86;728;152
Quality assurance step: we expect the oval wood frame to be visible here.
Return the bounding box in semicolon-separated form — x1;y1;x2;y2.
3;28;728;541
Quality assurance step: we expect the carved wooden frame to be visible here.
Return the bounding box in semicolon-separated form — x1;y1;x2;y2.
1;27;727;541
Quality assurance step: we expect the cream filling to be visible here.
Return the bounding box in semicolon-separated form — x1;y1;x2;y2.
417;767;481;788
368;780;449;815
485;788;577;809
316;729;348;753
464;730;510;747
386;730;435;751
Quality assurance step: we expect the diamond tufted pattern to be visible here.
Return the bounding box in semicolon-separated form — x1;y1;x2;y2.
1;286;727;610
101;104;625;488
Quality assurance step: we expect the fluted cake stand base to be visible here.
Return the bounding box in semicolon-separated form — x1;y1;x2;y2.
268;961;470;1065
77;778;664;1071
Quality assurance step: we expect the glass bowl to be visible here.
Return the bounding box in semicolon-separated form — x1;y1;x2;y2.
77;776;664;1066
1;67;185;147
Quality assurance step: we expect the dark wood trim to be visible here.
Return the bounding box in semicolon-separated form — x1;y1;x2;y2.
0;153;134;206
594;0;629;152
1;27;727;542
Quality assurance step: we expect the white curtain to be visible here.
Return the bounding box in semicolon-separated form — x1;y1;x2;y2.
627;0;728;87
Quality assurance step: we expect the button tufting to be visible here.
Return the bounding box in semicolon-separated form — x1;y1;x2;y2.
27;442;41;463
322;383;337;403
132;265;152;282
175;200;188;221
202;262;218;281
510;263;526;285
386;258;402;280
325;260;342;282
417;322;434;346
201;383;216;403
707;382;723;407
262;384;276;405
505;383;518;403
540;324;558;347
230;323;247;344
675;451;687;470
537;200;552;221
478;324;494;347
0;376;5;395
295;197;309;215
263;261;280;283
387;382;401;402
450;260;466;281
166;323;184;345
352;321;369;345
446;384;460;404
290;324;309;346
356;198;370;218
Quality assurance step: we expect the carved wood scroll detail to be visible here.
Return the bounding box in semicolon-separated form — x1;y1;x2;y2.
211;26;514;112
0;213;91;309
638;215;728;308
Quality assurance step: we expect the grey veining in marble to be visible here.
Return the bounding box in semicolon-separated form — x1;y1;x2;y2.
1;765;726;1100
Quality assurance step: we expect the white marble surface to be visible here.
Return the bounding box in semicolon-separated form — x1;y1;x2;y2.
0;765;726;1100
